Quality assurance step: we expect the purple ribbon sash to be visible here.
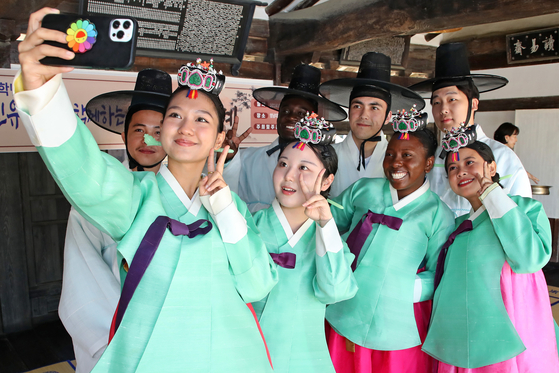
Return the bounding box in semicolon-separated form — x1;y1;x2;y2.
270;252;297;269
346;210;403;271
113;216;212;334
433;219;473;291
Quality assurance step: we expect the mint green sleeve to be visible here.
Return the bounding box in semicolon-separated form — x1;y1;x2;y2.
486;191;552;274
416;202;455;302
331;181;359;234
313;241;358;305
223;194;279;303
38;118;140;242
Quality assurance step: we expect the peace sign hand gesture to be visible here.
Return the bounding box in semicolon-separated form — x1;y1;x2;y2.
222;111;252;160
301;169;332;227
200;145;230;196
475;161;495;196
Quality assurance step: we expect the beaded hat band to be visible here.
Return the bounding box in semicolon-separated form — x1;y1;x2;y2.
292;112;336;151
177;58;225;98
441;124;477;162
392;105;428;140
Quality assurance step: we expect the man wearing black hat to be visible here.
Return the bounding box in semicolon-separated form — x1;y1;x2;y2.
320;52;425;197
222;64;346;212
59;69;172;373
410;42;531;217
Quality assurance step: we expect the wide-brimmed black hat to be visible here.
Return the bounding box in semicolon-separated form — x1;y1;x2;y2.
252;64;347;122
409;42;508;98
86;69;172;134
319;52;425;111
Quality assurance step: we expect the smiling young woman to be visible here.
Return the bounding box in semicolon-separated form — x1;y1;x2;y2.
15;8;277;372
326;110;455;373
251;113;357;373
421;140;559;372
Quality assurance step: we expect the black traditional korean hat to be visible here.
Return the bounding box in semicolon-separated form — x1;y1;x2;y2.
86;69;172;170
253;64;347;122
409;42;508;130
319;52;425;111
409;42;508;97
86;68;172;135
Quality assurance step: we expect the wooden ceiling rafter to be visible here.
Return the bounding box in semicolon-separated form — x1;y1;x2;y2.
268;0;559;56
4;1;559;82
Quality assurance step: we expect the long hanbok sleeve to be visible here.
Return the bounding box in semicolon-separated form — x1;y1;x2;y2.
481;185;552;273
59;207;120;373
15;74;140;241
415;204;455;302
330;180;360;234
313;219;358;304
202;189;279;303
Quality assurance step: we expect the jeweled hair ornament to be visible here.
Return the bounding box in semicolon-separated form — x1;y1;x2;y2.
441;123;477;162
177;58;225;98
392;105;428;140
292;112;337;151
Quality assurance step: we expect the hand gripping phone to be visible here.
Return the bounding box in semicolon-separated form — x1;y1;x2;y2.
40;13;137;70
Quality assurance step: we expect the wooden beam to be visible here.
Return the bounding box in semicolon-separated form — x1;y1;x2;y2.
132;57;274;80
478;96;559;111
292;0;321;11
404;44;436;77
248;19;269;39
266;0;295;16
269;0;559;56
245;38;267;56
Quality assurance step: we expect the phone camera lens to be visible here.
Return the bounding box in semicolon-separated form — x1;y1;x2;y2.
123;21;131;29
113;20;120;29
117;30;125;39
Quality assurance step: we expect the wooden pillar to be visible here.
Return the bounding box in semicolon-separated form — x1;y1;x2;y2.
0;19;16;68
0;153;32;334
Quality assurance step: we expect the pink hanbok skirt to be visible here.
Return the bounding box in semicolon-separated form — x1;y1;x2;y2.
437;262;559;373
327;300;436;373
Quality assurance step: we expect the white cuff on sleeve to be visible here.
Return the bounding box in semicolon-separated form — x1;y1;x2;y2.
200;186;247;244
315;218;343;257
413;275;422;302
14;73;77;147
480;185;517;219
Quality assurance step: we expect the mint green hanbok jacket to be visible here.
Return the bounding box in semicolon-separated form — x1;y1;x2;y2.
15;77;277;373
326;178;455;350
252;200;358;373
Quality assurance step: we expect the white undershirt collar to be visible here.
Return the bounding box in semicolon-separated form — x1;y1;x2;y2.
390;178;430;211
272;199;313;248
159;164;201;216
469;205;486;221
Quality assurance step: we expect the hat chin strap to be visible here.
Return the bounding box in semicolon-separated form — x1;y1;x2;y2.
463;80;475;128
357;106;390;171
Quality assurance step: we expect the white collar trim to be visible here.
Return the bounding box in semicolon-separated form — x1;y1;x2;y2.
272;199;314;247
469;205;486;221
390;178;430;211
159;164;201;216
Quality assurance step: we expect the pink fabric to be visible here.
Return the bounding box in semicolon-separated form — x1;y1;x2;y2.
327;300;436;373
437;262;559;373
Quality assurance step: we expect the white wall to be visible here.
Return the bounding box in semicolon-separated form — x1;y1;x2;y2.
471;63;559;217
515;109;559;217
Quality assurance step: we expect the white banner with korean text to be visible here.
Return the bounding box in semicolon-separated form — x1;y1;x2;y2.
0;67;275;152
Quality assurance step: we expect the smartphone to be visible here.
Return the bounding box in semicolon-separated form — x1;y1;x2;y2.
41;13;137;70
